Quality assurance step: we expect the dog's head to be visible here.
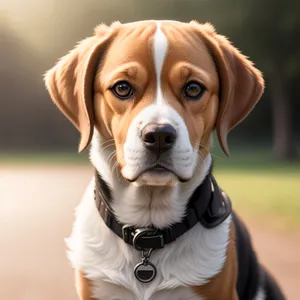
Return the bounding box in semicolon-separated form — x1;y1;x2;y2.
45;21;264;186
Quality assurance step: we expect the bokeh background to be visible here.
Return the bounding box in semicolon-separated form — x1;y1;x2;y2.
1;0;299;299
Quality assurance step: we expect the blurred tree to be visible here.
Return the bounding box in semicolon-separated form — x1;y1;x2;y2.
0;16;78;151
242;0;299;160
211;0;300;160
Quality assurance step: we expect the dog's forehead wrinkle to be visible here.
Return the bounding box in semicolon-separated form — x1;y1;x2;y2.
117;23;156;43
161;23;199;44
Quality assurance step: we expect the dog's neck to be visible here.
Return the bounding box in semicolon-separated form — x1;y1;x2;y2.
90;131;212;228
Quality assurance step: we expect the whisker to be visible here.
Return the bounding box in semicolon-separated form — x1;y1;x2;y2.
100;138;115;146
199;144;223;160
195;153;204;168
195;149;205;169
112;160;120;180
101;143;115;151
112;153;125;182
99;143;115;157
109;154;117;166
108;151;117;166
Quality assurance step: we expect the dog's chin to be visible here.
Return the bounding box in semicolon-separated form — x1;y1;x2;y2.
121;166;191;187
133;170;179;187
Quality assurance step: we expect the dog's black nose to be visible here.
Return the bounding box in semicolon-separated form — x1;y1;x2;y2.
141;124;177;154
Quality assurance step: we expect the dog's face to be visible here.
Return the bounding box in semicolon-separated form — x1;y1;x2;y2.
45;21;264;186
95;22;220;185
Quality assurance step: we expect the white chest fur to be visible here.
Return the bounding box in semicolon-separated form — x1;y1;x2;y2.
66;180;231;300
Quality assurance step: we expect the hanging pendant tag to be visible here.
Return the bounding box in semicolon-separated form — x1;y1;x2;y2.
134;259;157;283
134;248;157;283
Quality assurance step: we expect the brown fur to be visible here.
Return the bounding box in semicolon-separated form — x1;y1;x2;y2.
192;221;238;299
75;270;96;300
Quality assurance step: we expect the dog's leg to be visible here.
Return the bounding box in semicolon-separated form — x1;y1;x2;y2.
75;269;96;300
232;290;239;300
192;221;239;299
263;269;285;300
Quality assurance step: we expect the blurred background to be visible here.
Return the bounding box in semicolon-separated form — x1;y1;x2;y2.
1;0;299;299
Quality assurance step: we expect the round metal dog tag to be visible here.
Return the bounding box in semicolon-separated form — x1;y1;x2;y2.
134;261;157;283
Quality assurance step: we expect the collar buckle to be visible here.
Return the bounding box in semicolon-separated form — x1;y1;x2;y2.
133;228;165;250
122;226;165;250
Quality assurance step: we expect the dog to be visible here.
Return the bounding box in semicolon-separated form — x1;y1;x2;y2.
45;20;285;300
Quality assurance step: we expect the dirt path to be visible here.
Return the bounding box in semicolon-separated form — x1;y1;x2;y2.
0;165;299;299
241;215;300;299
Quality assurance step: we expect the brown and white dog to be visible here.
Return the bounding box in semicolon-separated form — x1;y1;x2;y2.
45;20;285;300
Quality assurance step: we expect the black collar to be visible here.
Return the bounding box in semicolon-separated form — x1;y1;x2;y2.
94;170;231;251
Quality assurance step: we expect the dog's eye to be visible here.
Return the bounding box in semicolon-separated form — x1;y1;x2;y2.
110;81;133;100
183;81;205;100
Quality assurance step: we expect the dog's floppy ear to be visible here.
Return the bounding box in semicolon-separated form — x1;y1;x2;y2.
44;25;113;152
191;22;265;156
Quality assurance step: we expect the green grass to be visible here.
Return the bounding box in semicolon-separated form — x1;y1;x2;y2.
214;169;300;231
212;146;300;230
1;147;300;230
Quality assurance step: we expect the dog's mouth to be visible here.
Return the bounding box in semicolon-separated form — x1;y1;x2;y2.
126;164;189;185
148;164;171;173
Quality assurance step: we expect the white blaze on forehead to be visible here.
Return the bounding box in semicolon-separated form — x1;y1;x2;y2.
153;22;168;104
